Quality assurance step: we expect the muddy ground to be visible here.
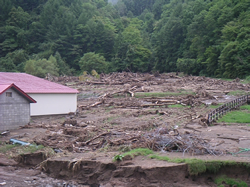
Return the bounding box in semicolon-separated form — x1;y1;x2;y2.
1;73;250;186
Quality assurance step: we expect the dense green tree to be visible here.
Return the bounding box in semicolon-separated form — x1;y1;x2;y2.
79;52;107;73
154;16;184;72
0;7;31;58
54;51;72;75
0;56;16;72
122;25;142;45
152;0;170;20
122;0;154;17
0;0;249;78
126;45;151;72
114;0;127;16
140;10;155;33
0;0;13;26
24;56;59;78
12;0;48;13
203;46;220;76
217;11;250;78
177;58;202;76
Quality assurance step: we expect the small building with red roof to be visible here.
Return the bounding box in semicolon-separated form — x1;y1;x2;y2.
0;83;36;131
0;72;79;116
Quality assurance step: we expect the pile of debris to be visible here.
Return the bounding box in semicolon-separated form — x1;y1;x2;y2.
32;120;223;156
83;72;176;85
144;127;224;155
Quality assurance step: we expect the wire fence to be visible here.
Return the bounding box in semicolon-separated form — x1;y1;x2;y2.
207;95;250;124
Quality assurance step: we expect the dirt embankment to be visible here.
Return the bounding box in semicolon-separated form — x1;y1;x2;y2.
1;151;250;187
40;153;250;187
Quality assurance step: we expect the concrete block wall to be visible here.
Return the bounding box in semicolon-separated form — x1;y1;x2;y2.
0;88;30;131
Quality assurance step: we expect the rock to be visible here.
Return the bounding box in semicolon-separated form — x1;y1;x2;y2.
62;119;77;126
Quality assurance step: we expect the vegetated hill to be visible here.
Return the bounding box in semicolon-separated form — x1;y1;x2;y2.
0;0;249;79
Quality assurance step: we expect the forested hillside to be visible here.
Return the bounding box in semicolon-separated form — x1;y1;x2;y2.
0;0;249;78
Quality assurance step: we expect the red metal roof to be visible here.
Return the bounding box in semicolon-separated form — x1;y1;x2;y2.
0;85;10;93
0;72;78;94
0;83;36;103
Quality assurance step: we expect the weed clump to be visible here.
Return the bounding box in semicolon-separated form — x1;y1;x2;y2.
215;175;248;187
122;148;154;158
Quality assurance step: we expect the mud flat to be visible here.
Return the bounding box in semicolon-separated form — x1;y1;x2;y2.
1;73;250;186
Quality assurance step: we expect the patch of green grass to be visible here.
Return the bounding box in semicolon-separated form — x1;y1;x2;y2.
246;75;250;81
0;143;19;153
118;145;131;153
241;80;250;84
149;156;214;175
151;157;207;175
227;90;249;96
240;105;250;110
205;161;225;174
120;149;249;176
218;110;250;123
209;103;223;109
150;154;222;175
215;175;248;187
150;154;242;176
121;148;154;158
241;76;250;84
185;159;207;176
205;160;236;173
17;144;45;154
135;91;195;98
0;143;47;156
149;154;170;161
152;156;239;176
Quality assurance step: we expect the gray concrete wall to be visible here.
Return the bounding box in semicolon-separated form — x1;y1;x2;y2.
0;88;30;131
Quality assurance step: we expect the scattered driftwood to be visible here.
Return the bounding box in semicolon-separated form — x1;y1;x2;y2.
79;92;196;110
183;126;202;132
98;86;137;99
55;126;224;155
82;132;111;145
142;104;166;107
144;128;224;155
157;111;169;115
85;81;106;85
217;136;239;142
147;99;178;104
82;72;169;86
27;73;250;157
79;100;104;109
77;72;248;111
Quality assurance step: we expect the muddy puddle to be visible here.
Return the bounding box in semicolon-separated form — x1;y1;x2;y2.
203;95;238;105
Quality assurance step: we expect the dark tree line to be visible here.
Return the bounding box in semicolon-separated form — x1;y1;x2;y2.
0;0;249;78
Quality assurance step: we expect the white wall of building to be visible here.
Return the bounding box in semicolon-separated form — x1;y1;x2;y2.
28;93;77;116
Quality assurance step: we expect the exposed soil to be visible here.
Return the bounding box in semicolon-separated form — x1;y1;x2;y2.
1;73;250;186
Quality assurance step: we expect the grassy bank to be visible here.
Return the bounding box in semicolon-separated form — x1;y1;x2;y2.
218;105;250;123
